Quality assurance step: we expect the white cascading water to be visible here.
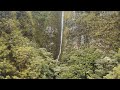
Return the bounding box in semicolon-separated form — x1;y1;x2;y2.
81;35;84;45
57;11;64;61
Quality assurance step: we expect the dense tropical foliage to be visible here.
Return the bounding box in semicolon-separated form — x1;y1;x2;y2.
0;11;120;79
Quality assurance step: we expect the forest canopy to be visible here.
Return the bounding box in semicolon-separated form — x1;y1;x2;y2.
0;11;120;79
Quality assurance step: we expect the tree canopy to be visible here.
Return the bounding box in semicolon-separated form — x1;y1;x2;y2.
0;11;120;79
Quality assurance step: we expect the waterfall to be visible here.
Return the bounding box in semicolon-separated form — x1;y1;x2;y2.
73;11;76;31
73;11;76;20
81;35;84;45
57;11;64;61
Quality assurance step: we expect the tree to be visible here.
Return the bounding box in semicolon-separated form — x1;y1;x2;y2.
16;11;35;40
0;11;57;79
60;47;104;79
104;64;120;79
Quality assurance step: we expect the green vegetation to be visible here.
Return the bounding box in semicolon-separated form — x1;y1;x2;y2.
0;11;120;79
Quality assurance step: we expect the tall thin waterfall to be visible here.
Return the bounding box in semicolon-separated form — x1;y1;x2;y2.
81;35;84;45
56;11;64;61
73;11;76;31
